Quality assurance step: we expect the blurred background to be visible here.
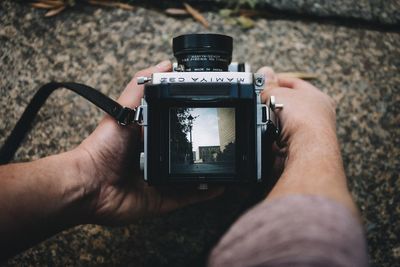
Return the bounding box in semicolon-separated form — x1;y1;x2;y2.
0;0;399;266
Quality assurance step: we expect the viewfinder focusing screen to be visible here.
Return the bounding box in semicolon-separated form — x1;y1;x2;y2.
169;108;236;175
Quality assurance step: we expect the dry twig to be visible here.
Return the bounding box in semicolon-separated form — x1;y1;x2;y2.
45;5;66;16
183;2;209;28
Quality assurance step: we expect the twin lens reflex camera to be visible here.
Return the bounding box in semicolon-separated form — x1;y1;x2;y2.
135;33;281;187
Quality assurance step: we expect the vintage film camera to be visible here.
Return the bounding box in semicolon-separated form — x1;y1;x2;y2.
136;34;280;186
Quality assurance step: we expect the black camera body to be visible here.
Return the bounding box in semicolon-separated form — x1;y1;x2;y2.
137;34;279;186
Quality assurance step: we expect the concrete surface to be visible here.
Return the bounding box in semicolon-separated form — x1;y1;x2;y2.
257;0;400;25
146;0;400;26
0;1;399;266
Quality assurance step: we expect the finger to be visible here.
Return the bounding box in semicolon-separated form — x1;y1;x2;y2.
257;66;281;104
117;60;172;108
256;66;279;91
276;75;312;90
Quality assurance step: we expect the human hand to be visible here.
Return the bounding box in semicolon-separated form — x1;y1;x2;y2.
75;61;223;225
256;67;339;179
258;67;337;148
256;67;357;212
257;67;340;176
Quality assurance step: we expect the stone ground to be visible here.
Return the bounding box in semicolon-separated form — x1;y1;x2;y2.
0;1;399;266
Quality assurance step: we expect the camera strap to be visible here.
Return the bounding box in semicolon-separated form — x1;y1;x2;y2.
0;82;139;164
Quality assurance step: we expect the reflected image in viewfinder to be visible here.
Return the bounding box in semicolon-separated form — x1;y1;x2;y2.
169;108;236;175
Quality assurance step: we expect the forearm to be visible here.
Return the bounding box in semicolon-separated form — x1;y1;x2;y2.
0;150;94;260
267;126;358;215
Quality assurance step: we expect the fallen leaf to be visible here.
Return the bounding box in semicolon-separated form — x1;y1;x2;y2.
224;17;237;25
114;3;134;11
237;15;255;29
165;8;188;16
183;2;209;28
45;5;66;17
219;9;233;17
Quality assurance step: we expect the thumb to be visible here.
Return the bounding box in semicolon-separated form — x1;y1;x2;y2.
256;66;279;103
117;60;172;108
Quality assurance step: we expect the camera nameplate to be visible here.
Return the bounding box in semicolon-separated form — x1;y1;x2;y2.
151;72;253;85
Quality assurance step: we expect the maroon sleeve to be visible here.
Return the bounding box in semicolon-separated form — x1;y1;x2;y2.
208;195;368;267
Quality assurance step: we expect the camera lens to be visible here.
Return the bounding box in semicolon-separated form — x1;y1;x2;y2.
173;34;233;72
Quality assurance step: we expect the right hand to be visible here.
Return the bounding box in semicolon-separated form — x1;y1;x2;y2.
256;67;358;215
257;67;338;147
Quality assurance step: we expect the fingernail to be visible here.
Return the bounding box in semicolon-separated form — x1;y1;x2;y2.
156;60;171;69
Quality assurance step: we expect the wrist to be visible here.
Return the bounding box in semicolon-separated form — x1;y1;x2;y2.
57;148;101;225
0;151;98;257
287;122;339;156
283;125;345;176
271;126;358;216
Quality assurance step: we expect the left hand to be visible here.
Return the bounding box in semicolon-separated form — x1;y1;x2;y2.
76;60;224;225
